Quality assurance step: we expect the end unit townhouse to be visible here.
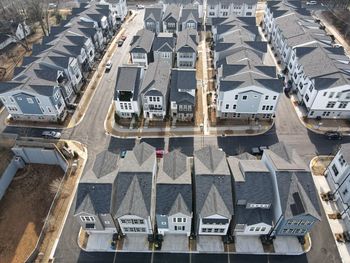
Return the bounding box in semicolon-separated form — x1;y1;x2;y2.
262;142;321;237
324;143;350;235
161;0;203;18
179;4;200;31
113;142;157;236
170;68;196;121
194;146;234;236
98;0;128;21
114;65;144;118
176;28;198;68
140;59;172;120
130;29;155;67
156;150;193;237
206;0;257;19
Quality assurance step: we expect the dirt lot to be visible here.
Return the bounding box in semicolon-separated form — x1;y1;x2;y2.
0;164;64;263
323;10;350;44
0;148;13;175
311;156;333;176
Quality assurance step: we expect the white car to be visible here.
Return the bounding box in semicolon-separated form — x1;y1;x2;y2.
332;43;343;48
136;4;145;9
105;60;112;71
306;1;317;5
42;131;61;139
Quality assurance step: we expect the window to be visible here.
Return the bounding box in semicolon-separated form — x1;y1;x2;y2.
104;221;110;225
336;92;341;98
27;98;34;104
242;95;247;100
157;97;160;102
235;95;238;100
326;102;336;108
221;4;228;9
81;216;95;222
47;107;52;113
173;218;176;223
343;189;348;195
262;105;266;110
339;102;348;109
305;94;309;102
329;92;335;98
247;5;253;9
265;95;269;100
149;97;153;102
273;96;277;100
225;104;229;109
177;218;182;223
255;227;260;231
249;227;254;231
269;106;273;110
309;86;313;92
339;155;346;166
219;229;224;233
323;92;327;97
233;105;236;109
332;164;339;176
261;227;266;231
36;98;41;104
322;111;331;117
183;218;187;223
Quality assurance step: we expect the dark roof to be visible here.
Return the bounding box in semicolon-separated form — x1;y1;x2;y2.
176;28;198;52
113;172;153;218
130;29;155;53
114;65;143;101
153;33;176;52
163;4;181;22
156;184;192;216
75;183;113;215
235;206;274;225
170;68;196;105
179;5;199;24
144;6;163;22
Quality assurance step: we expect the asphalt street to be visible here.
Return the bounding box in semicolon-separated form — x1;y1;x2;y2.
0;6;346;263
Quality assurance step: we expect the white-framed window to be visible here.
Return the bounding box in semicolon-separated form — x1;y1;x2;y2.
81;216;95;222
242;95;247;100
339;155;346;166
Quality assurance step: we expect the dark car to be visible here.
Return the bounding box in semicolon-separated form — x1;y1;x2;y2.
325;131;342;140
120;150;127;158
117;40;124;47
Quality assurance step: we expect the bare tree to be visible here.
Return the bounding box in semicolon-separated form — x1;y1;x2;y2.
0;0;31;51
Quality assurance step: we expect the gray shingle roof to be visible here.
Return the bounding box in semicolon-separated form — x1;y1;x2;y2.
130;29;155;53
163;4;181;22
156;184;192;216
194;146;230;175
157;150;191;184
340;143;350;164
118;142;156;173
179;5;199;24
170;68;196;105
140;59;171;98
114;174;150;218
75;182;114;215
144;6;163;22
153;33;176;52
235;205;274;226
176;28;198;53
114;65;143;101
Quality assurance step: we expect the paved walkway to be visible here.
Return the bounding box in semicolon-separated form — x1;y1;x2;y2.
311;157;350;263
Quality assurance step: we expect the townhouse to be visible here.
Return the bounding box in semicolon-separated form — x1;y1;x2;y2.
325;143;350;234
262;142;321;237
170;68;196;121
194;146;234;235
74;176;117;234
163;4;181;34
0;22;31;50
98;0;128;21
206;0;257;19
176;28;198;68
114;65;144;118
140;59;172;120
156;150;193;236
144;6;164;34
152;33;176;66
179;4;200;31
262;1;350;119
216;49;281;120
228;155;274;236
0;2;118;122
161;0;203;18
130;29;155;67
114;142;157;235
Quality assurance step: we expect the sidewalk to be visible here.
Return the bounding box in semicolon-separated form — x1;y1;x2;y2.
310;156;350;263
104;99;274;138
290;95;350;135
79;230;309;255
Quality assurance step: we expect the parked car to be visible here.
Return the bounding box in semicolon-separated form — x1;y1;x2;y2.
251;146;268;155
325;131;342;140
136;4;145;9
42;131;61;139
118;40;124;47
332;43;343;48
121;35;127;41
306;1;317;5
105;60;112;71
120;150;127;158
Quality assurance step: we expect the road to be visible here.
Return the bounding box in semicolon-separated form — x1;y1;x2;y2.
0;7;345;263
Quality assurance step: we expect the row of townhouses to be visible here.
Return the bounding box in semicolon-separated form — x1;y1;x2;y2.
114;61;196;121
211;15;282;120
130;28;198;68
0;2;124;122
74;142;321;242
263;0;350;119
144;3;201;35
325;143;350;235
